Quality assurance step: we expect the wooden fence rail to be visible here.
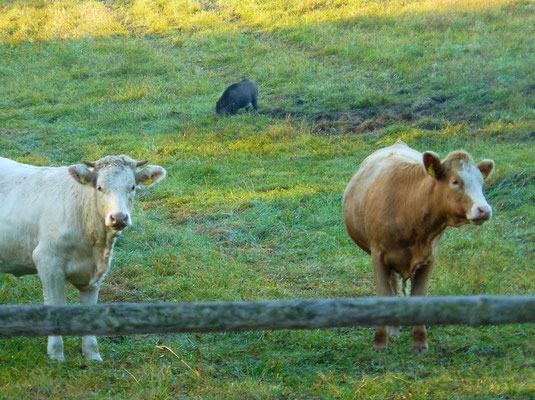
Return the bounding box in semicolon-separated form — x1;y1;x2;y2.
0;296;534;337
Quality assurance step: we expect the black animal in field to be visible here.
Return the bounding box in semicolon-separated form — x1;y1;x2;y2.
216;79;258;115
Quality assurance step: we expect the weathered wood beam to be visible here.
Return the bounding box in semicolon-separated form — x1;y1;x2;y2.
0;296;534;337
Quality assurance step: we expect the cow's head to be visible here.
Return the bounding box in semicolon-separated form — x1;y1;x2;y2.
216;98;232;115
423;151;494;226
68;155;166;230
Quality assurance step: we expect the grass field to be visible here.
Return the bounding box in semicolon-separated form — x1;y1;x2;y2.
0;0;534;398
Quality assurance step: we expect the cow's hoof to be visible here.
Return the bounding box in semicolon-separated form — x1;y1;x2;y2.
84;352;103;362
372;343;387;351
82;336;102;361
412;344;428;354
47;336;64;361
48;353;65;362
82;340;102;361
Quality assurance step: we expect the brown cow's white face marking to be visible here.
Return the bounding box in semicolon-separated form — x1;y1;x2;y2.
456;161;492;225
68;155;166;231
423;151;494;227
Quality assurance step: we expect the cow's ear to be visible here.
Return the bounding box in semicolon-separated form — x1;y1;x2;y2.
422;151;444;180
68;164;96;185
477;159;494;180
135;165;166;187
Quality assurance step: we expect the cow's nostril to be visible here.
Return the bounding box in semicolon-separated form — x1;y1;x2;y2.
473;205;491;221
109;212;129;227
478;206;490;215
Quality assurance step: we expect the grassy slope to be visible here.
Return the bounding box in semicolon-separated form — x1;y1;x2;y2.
0;0;534;398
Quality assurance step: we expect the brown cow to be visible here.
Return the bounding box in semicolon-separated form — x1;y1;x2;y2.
342;140;494;352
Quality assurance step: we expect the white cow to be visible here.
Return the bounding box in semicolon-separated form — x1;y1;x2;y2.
0;155;166;361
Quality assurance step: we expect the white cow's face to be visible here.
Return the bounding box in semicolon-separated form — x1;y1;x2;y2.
68;155;166;230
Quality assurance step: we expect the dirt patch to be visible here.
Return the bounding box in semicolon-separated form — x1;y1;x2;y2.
260;96;450;134
1;129;30;136
260;108;377;134
259;108;308;119
311;110;379;134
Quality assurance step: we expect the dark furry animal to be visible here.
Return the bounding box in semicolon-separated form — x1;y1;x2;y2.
216;79;258;115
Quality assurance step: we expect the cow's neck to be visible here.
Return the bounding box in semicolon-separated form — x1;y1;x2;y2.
415;177;449;242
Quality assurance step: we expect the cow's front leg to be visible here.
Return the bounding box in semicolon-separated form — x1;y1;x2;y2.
410;261;434;353
35;253;66;361
371;250;395;351
79;284;102;361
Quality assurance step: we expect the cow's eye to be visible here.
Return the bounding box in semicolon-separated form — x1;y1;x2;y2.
131;185;136;191
451;179;462;188
97;185;103;192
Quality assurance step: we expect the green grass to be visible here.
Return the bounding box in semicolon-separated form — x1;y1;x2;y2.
0;0;534;398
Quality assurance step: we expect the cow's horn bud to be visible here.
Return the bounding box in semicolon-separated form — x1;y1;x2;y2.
83;160;96;168
136;160;148;168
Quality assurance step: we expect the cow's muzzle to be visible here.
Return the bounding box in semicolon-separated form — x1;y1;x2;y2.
107;212;130;230
468;205;492;225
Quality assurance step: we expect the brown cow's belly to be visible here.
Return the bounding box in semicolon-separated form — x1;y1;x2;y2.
383;244;434;280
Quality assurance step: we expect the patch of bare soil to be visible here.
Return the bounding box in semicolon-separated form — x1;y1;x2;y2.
260;95;450;134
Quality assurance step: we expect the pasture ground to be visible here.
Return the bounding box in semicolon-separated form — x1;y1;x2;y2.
0;0;534;398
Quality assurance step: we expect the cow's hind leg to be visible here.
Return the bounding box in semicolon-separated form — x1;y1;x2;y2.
79;285;102;361
410;261;434;353
388;271;401;339
35;249;66;361
372;250;395;350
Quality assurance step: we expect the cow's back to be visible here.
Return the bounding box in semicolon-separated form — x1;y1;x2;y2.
0;157;72;213
342;141;424;253
0;158;84;275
